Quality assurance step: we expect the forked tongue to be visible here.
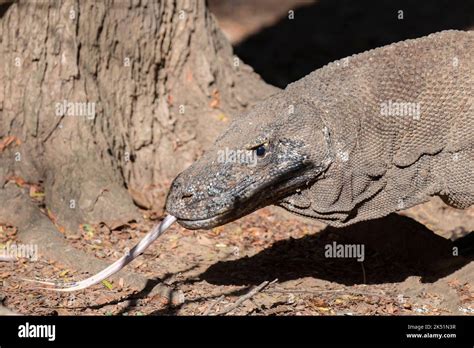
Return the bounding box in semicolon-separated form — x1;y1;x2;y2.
23;215;177;292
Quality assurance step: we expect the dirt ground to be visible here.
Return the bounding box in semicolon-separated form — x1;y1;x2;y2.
0;0;473;316
0;195;473;316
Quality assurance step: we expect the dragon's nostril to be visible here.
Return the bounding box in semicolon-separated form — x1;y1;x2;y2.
181;192;194;201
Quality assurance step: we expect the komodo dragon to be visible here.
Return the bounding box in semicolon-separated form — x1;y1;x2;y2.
166;30;473;229
32;30;473;291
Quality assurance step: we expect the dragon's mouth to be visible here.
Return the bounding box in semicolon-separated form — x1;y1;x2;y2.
173;189;267;229
176;211;242;229
171;166;315;230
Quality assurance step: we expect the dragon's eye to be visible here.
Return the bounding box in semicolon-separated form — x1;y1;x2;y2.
255;144;266;157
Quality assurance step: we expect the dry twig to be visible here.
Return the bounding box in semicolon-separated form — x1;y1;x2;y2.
265;287;386;297
203;295;225;315
214;279;278;316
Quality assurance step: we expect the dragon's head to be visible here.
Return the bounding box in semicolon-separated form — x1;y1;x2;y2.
166;92;333;229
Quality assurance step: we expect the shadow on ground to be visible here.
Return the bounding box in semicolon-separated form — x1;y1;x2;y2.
235;0;474;87
201;214;473;286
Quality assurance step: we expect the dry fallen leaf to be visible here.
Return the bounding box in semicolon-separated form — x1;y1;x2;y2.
217;113;228;122
102;280;114;290
210;89;220;109
59;270;69;277
29;185;45;199
0;136;21;152
8;176;27;187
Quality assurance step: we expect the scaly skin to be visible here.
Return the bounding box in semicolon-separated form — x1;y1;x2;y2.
166;30;473;230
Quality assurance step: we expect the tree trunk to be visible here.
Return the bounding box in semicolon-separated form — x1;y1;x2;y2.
0;0;276;232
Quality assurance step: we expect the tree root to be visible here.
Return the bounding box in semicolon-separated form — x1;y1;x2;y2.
0;185;172;298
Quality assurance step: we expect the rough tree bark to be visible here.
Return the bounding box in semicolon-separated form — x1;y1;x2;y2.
0;0;277;234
